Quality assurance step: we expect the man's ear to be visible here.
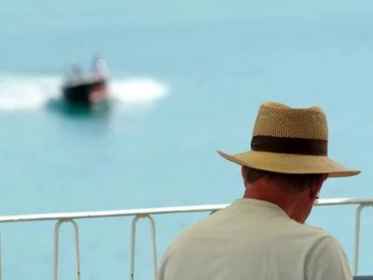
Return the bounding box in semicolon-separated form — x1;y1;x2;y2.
241;166;245;179
241;166;248;187
310;175;326;199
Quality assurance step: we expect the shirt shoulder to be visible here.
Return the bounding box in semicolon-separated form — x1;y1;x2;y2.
305;234;352;280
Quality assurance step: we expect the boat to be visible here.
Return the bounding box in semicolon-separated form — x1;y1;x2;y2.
61;55;109;106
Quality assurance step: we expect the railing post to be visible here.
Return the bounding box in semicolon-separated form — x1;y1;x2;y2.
353;204;365;276
53;219;81;280
353;203;373;276
0;232;2;280
210;210;218;215
130;214;158;280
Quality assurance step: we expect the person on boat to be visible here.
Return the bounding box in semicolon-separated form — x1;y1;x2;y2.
92;55;108;76
158;101;360;280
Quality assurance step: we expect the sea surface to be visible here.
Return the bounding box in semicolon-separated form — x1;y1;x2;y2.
0;0;372;279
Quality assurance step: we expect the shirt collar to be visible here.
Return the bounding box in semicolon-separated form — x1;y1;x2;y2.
232;198;289;217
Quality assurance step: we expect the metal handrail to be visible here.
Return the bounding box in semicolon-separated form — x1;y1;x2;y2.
0;198;371;223
0;197;370;279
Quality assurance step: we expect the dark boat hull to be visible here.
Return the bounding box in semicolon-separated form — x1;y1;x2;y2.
62;76;108;106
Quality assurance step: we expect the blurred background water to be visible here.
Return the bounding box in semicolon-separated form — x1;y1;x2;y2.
0;0;372;278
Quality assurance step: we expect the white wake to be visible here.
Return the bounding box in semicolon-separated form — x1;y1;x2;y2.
0;73;169;111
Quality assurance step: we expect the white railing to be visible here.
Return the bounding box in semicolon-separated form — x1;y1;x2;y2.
0;197;371;279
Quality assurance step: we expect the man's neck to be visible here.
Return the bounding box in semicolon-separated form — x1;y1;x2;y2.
243;182;306;223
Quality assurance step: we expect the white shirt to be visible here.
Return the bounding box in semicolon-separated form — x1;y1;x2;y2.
158;198;352;280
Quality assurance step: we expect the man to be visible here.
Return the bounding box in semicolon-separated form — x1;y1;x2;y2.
158;101;360;280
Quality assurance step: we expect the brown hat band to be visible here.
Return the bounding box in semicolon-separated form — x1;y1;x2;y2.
251;136;328;156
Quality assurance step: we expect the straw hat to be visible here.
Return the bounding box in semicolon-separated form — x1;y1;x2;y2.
218;102;360;177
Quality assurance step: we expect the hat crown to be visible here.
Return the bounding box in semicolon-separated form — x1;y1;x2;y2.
252;102;328;140
217;101;360;178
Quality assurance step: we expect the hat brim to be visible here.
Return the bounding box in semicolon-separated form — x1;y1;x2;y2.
218;151;360;178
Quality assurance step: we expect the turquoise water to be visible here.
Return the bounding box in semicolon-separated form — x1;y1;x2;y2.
0;0;372;278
